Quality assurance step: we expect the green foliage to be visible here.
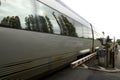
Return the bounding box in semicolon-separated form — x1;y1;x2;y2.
116;39;120;45
61;15;77;37
0;1;1;6
25;15;37;31
38;16;49;33
45;16;54;33
1;16;21;29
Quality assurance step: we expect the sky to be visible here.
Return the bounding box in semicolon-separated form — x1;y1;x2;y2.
61;0;120;39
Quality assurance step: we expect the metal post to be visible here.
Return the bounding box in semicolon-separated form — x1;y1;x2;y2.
113;50;115;68
112;37;115;68
105;40;109;67
90;24;94;53
106;47;108;68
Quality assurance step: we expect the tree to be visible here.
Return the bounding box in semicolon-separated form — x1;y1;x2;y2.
1;17;9;26
25;15;37;31
38;16;49;33
61;15;77;37
14;16;21;29
58;17;64;35
61;15;69;35
117;39;120;45
0;1;1;6
45;16;54;33
25;16;31;30
1;16;21;29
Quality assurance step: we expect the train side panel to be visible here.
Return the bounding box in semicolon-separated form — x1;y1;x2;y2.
0;27;93;79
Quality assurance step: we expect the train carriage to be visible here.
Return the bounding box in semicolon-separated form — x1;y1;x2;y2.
0;0;101;79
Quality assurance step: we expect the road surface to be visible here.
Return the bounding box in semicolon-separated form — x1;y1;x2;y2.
43;46;120;80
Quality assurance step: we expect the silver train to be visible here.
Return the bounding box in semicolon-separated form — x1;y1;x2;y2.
0;0;101;79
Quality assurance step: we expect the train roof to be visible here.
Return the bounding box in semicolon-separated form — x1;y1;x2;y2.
38;0;91;28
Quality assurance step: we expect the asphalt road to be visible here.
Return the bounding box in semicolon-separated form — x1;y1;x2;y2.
43;46;120;80
43;67;120;80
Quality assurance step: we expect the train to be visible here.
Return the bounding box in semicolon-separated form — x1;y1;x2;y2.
0;0;101;79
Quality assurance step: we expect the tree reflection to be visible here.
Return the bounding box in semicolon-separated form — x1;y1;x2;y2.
1;16;21;29
25;15;37;31
0;0;1;6
45;16;54;33
58;16;68;35
38;16;49;33
24;14;54;33
52;12;63;35
0;14;77;37
61;15;77;37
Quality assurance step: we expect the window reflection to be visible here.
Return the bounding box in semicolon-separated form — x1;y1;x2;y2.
1;16;21;29
36;1;77;36
52;12;63;35
0;0;93;38
88;28;92;38
38;16;49;33
60;15;77;37
75;22;83;37
45;16;54;33
57;16;65;35
83;26;92;38
24;15;38;31
0;0;36;30
36;1;60;34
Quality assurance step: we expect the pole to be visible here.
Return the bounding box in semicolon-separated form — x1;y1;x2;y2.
112;36;115;68
90;24;94;53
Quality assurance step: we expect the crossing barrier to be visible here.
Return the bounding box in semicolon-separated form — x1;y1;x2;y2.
71;52;96;68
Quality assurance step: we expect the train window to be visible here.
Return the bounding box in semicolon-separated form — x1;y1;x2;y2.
74;22;83;37
83;26;88;38
82;26;92;38
51;13;77;37
36;1;61;34
88;28;92;38
36;0;78;37
60;15;77;37
51;14;67;35
0;0;36;30
55;14;66;35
